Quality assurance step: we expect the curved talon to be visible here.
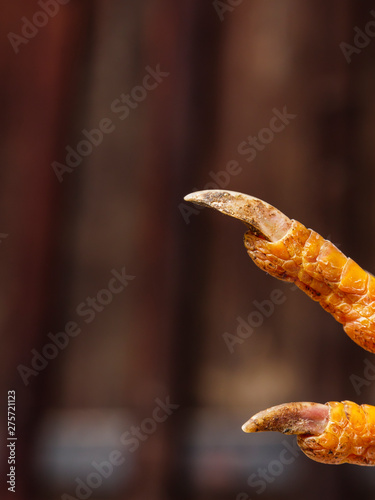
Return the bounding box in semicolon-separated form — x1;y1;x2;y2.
184;190;292;241
243;401;375;466
185;189;375;353
184;189;375;465
242;402;328;435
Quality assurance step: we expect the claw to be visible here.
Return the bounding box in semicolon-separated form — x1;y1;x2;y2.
242;402;329;436
185;189;375;353
184;190;292;242
184;189;375;464
243;401;375;465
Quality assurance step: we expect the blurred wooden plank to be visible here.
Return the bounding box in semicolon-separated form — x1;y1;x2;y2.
127;0;225;498
0;2;94;498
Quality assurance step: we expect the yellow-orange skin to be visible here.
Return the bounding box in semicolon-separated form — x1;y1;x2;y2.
244;219;375;353
298;401;375;465
184;190;375;465
244;220;375;464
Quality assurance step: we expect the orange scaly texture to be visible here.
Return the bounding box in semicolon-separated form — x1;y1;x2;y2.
244;220;375;353
183;190;375;466
298;401;375;465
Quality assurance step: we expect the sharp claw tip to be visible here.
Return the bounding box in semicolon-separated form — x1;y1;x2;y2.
241;403;329;437
183;190;226;203
241;419;256;433
183;189;292;242
183;192;195;202
241;423;248;433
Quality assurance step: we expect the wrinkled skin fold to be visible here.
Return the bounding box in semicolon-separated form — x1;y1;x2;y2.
242;400;375;465
244;218;375;353
184;189;375;466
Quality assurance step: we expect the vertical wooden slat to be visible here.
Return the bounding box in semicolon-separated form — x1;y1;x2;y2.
127;0;225;498
0;2;94;499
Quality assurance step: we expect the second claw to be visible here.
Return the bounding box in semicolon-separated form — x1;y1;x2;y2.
242;402;329;436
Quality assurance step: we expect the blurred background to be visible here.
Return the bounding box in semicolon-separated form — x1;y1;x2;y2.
1;1;375;499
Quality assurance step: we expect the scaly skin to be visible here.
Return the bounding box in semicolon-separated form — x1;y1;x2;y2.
244;219;375;353
243;400;375;465
299;401;375;465
184;189;375;466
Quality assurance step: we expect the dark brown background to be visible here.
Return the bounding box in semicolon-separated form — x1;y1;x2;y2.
1;1;375;499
